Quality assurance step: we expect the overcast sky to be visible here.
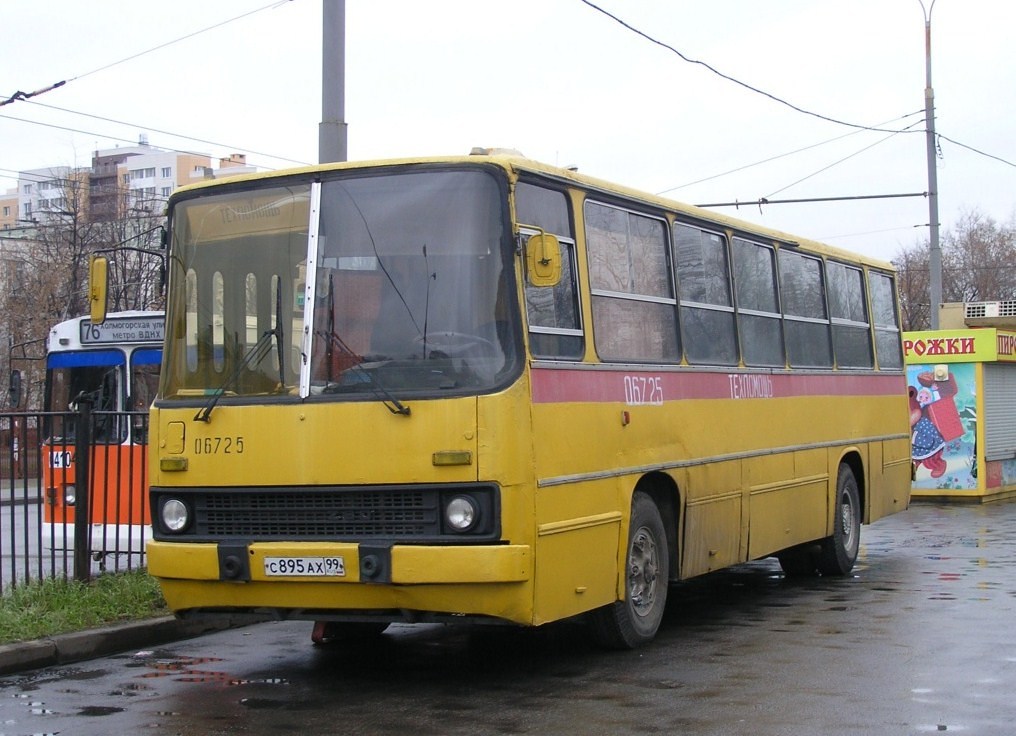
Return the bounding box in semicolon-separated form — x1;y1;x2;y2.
2;0;1013;263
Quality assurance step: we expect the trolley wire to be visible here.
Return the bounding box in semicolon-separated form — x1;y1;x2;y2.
577;0;917;135
1;1;294;108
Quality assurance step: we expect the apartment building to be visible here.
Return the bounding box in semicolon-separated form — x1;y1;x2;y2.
0;189;16;231
16;137;256;225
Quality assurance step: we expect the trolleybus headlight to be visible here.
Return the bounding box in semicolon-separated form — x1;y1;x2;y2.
160;498;190;533
64;485;76;506
444;495;479;533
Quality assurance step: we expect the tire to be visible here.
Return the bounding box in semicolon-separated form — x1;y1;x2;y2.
589;491;669;649
777;543;818;577
818;464;861;576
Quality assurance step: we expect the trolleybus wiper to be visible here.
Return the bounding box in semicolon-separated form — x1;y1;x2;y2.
194;326;280;423
315;329;411;416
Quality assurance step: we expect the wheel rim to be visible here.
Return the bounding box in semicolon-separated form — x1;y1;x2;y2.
839;489;859;557
628;526;660;618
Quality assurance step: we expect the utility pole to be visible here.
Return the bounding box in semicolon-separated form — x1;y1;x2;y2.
320;0;348;163
921;0;942;328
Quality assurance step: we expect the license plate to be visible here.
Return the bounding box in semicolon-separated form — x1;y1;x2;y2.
263;556;346;577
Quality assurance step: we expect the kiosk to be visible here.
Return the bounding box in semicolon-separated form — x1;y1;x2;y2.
903;301;1016;502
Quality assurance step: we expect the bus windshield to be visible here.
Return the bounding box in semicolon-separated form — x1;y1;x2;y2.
162;167;518;403
45;349;124;443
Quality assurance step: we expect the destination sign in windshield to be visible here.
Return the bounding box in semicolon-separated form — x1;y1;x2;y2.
80;315;165;345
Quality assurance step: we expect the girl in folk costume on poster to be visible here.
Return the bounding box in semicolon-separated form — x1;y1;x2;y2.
909;364;963;479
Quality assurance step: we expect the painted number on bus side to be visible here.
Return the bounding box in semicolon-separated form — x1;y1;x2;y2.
49;451;73;469
194;436;245;455
624;375;663;406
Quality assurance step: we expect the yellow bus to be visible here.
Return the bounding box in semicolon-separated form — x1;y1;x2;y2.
144;152;911;648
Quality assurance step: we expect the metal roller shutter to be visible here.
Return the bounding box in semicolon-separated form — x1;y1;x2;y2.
984;363;1016;461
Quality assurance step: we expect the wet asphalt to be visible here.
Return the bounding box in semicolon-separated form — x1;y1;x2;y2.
0;500;1013;735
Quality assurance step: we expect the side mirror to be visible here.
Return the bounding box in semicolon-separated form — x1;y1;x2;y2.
8;370;21;409
88;255;109;325
525;233;562;288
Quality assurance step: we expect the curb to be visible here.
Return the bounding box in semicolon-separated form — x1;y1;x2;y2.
0;614;259;676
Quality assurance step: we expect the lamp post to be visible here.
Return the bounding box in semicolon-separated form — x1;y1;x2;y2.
320;0;348;163
919;0;942;329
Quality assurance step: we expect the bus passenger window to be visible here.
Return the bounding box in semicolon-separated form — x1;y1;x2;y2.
586;202;678;363
732;238;784;367
673;223;737;366
779;249;832;368
828;262;874;368
869;271;903;370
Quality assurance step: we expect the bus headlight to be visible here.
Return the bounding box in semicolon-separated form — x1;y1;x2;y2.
64;485;76;506
444;495;479;533
160;498;191;533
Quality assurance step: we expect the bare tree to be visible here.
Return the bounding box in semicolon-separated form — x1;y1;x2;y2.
0;175;165;409
892;208;1016;330
942;209;1016;304
100;190;166;313
893;241;932;331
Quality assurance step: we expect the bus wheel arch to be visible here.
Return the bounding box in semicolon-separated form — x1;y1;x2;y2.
818;458;863;576
588;475;677;649
635;472;680;584
837;450;866;520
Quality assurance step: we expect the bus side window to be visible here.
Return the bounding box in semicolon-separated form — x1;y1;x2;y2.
516;182;583;359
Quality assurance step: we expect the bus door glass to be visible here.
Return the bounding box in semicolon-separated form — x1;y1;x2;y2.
130;348;161;444
45;349;126;443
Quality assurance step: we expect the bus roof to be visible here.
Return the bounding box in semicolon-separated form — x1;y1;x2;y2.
169;152;896;272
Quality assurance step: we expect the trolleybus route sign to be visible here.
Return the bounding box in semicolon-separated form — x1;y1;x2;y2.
80;316;165;344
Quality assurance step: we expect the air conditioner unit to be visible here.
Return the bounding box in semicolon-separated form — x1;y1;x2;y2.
964;300;1016;327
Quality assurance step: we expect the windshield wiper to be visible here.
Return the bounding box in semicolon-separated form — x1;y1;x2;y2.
194;327;280;423
315;329;411;416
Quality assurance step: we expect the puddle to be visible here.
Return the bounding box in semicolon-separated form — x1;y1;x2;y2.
78;705;125;716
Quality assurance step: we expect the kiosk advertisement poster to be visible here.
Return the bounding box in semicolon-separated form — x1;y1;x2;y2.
907;362;978;491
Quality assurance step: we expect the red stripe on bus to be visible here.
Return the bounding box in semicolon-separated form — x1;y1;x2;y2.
530;366;905;404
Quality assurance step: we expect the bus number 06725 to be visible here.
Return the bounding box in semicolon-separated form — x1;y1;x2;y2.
194;436;244;454
624;375;664;406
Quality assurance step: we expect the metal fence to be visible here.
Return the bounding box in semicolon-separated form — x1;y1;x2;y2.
0;409;149;590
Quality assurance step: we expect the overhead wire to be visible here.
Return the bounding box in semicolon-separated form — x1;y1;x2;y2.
576;0;1015;246
937;134;1016;169
0;1;306;183
658;111;925;195
1;1;293;107
24;100;311;167
581;1;1013;197
763;118;926;199
0;112;296;178
577;0;919;135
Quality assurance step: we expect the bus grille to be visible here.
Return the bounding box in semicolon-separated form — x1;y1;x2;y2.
150;484;499;542
201;490;433;537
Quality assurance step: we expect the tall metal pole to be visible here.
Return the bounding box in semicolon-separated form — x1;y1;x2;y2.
921;0;942;328
320;0;348;163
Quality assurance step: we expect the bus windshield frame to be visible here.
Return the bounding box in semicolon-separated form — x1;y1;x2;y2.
160;165;521;406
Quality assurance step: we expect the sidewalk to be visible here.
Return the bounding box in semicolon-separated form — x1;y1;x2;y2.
0;614;257;675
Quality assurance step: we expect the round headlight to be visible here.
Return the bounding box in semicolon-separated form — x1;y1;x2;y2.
161;499;190;533
64;485;76;506
445;495;479;532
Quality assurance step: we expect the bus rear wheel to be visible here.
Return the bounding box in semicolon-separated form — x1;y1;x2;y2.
589;491;669;649
817;464;861;576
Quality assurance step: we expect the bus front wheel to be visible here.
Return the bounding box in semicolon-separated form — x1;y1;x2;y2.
589;491;669;649
817;464;861;576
